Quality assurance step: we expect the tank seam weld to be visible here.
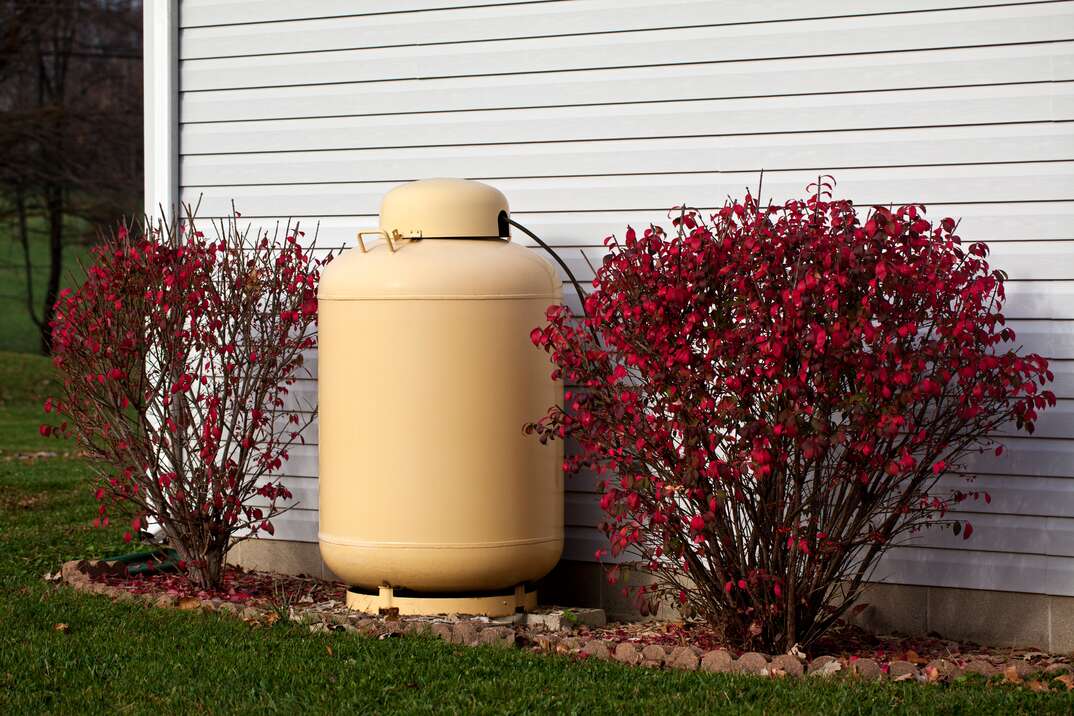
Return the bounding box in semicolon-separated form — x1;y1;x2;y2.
319;293;563;301
319;533;563;549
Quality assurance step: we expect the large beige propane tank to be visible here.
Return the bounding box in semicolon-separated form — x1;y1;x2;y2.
317;179;564;616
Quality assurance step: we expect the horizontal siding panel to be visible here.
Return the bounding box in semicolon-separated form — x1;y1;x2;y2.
872;547;1074;594
1000;321;1074;358
1049;360;1074;398
274;393;1074;452
518;202;1074;245
939;473;1074;518
180;164;1074;218
963;437;1074;476
180;4;1074;91
558;243;1074;285
547;252;1074;319
180;123;1074;185
562;526;618;563
180;42;1074;123
198;203;1074;248
179;0;549;28
257;506;319;542
181;84;1074;155
967;281;1074;320
995;399;1074;439
558;431;1074;483
901;512;1074;556
276;395;1073;449
566;490;602;528
181;1;1039;58
562;274;1074;321
986;242;1074;279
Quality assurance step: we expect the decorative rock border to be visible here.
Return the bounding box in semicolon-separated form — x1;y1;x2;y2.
55;560;1074;688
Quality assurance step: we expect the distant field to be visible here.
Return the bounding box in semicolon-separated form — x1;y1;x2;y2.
0;219;93;354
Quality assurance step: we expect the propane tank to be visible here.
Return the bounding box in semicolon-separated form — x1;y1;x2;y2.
317;179;564;616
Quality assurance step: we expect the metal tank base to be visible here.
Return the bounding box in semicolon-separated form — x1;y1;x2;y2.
346;584;537;617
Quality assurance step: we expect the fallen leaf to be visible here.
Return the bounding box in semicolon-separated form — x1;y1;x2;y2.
1004;665;1024;685
177;597;200;610
1054;674;1074;691
905;649;926;665
1026;680;1049;693
893;673;914;682
925;666;940;683
326;644;333;656
53;623;69;633
263;611;280;625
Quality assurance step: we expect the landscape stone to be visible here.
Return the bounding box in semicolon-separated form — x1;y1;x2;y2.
667;646;700;671
451;622;480;646
734;652;769;675
1003;660;1036;678
560;637;584;651
850;658;882;680
613;642;641;665
641;644;666;666
963;660;997;676
925;659;961;681
700;649;733;673
888;660;919;680
525;608;607;631
402;620;431;636
769;654;804;677
430;623;453;642
530;633;557;651
582;640;612;660
477;626;514;648
808;655;843;677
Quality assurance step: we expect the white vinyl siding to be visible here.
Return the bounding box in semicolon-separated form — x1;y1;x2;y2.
172;0;1074;595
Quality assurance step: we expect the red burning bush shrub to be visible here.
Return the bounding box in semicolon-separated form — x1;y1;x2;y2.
42;210;328;589
527;180;1055;650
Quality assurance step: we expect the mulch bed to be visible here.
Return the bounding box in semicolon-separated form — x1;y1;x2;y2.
54;559;1074;691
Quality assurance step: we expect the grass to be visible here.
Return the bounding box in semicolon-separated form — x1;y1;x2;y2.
1;353;1072;713
0;218;92;354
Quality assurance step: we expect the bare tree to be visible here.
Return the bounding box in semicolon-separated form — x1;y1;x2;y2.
0;0;143;354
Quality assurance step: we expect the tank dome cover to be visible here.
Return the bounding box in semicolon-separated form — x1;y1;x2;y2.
378;178;510;239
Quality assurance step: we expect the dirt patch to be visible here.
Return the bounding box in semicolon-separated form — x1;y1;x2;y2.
1;450;80;462
0;493;48;510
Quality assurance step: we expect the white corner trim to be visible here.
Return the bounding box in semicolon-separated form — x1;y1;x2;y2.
143;0;179;223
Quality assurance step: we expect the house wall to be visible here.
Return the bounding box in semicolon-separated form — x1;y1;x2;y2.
149;0;1074;642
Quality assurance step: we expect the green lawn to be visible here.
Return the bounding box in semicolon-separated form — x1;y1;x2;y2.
0;352;1071;714
0;219;92;354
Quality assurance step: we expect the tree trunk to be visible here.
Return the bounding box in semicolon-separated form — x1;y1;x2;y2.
13;184;42;330
188;546;225;591
170;531;228;590
39;185;64;355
